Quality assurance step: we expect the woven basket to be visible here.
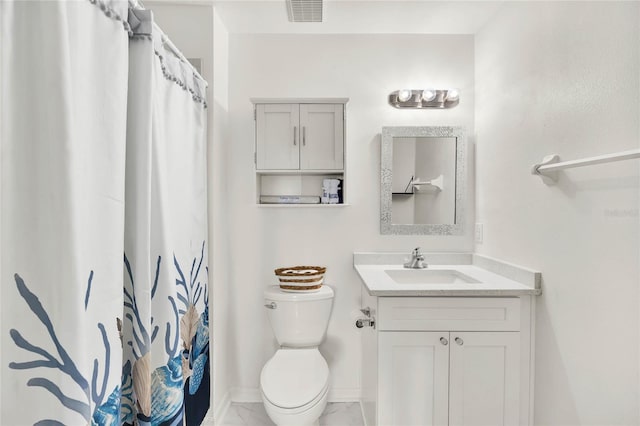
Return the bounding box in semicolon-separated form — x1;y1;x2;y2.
274;265;326;291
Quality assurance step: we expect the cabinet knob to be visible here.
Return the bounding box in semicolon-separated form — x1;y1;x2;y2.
455;337;464;345
440;337;448;346
303;126;306;146
293;126;297;145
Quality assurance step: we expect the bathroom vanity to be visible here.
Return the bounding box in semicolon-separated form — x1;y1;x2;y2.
354;252;541;426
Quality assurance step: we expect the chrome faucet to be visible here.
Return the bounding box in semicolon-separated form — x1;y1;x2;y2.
404;247;427;269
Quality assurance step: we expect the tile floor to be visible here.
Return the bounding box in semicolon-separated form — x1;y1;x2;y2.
220;402;364;426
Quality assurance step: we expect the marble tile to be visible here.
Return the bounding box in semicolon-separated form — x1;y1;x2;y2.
221;402;274;426
319;402;364;426
220;402;364;426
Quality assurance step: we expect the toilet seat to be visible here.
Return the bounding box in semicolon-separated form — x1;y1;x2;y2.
260;348;329;410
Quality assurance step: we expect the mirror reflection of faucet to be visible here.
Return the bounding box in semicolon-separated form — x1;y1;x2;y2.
411;174;443;192
404;247;428;269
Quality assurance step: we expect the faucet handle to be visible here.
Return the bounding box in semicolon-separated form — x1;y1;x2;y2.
412;247;421;256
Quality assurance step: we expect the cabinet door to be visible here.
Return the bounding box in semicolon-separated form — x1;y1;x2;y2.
299;104;344;170
256;104;299;170
378;332;449;426
449;332;520;426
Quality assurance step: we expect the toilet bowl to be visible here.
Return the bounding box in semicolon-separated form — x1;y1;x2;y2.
260;348;329;426
260;285;334;426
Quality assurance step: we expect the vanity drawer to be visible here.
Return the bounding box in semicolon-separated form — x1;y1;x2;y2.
377;297;521;331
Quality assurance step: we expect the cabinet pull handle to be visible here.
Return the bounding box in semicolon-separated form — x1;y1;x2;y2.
302;126;306;146
455;337;464;346
293;126;297;146
440;337;448;346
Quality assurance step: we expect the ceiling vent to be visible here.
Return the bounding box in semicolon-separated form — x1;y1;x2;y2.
286;0;323;23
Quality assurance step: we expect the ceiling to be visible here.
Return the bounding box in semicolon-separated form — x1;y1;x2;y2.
210;1;507;34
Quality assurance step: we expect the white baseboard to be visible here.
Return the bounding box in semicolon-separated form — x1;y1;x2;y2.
327;388;361;402
228;387;361;404
230;386;263;402
202;389;231;425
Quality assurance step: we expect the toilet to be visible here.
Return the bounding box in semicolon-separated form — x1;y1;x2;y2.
260;285;334;426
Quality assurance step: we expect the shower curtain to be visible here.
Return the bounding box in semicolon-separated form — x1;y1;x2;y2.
0;1;209;425
123;9;209;426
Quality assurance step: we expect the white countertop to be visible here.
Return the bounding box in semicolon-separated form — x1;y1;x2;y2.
354;253;542;297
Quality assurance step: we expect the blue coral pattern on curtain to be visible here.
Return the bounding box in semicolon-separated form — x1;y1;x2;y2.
120;245;210;426
8;273;122;425
176;244;211;425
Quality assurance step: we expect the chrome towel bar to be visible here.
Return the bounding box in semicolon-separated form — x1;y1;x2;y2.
532;149;640;185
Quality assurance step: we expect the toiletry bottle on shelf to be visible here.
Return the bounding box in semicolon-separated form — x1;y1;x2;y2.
329;179;340;204
321;179;330;204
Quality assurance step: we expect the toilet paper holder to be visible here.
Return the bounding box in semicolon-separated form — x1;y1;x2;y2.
355;307;375;329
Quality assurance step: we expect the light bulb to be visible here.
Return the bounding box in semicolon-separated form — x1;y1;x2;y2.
397;89;413;102
445;89;460;101
421;89;437;102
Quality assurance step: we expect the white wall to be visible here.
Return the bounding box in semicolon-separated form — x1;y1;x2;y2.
226;34;475;400
391;137;457;225
148;3;213;83
211;8;232;422
414;137;456;224
475;3;640;425
391;137;416;224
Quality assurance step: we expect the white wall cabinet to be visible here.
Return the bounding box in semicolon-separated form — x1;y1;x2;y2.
253;99;347;205
298;104;344;170
256;103;344;171
256;103;300;170
361;292;534;426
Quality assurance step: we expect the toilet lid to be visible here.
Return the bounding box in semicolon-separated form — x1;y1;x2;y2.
260;348;329;409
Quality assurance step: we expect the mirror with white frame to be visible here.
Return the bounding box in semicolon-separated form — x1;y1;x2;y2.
381;126;466;235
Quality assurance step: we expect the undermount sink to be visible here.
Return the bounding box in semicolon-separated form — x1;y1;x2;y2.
385;269;481;285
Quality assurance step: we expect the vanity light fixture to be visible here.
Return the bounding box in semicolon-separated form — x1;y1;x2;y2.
445;88;460;101
421;89;437;102
389;89;460;109
397;89;413;102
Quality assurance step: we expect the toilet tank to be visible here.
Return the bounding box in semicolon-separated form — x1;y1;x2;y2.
264;285;334;347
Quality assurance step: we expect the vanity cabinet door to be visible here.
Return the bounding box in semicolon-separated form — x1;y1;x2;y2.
378;332;449;426
448;332;521;426
256;104;300;170
299;104;344;170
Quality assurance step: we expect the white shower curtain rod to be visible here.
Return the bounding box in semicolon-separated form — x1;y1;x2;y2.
128;0;208;86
